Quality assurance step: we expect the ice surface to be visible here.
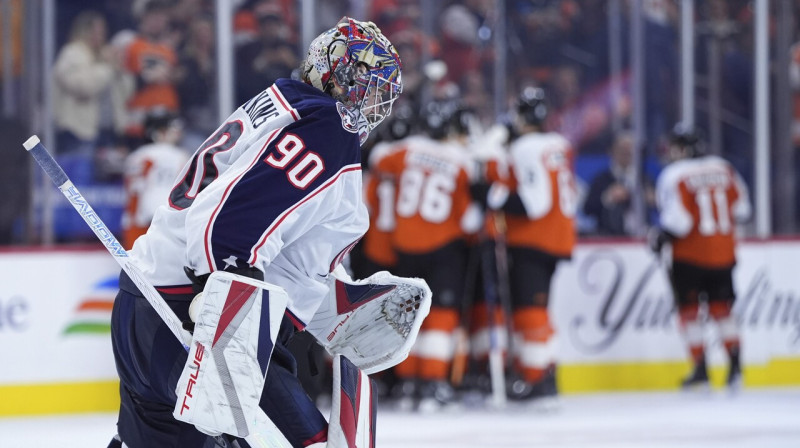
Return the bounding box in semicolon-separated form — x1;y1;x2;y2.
1;389;798;448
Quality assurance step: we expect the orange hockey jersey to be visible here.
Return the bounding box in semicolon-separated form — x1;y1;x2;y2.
495;132;577;258
656;155;751;268
371;136;477;254
362;144;398;267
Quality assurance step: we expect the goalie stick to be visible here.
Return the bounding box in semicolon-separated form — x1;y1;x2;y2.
23;135;292;448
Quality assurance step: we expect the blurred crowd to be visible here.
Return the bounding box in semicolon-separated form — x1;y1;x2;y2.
0;0;793;244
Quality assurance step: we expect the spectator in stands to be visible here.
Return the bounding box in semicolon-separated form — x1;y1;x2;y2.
124;1;179;146
507;0;581;86
583;132;655;236
316;0;354;30
107;30;137;141
0;0;23;113
234;0;297;46
389;28;436;116
790;38;800;220
438;0;497;126
370;0;421;38
643;0;679;158
439;0;484;87
169;0;211;50
235;3;297;105
53;11;114;155
548;65;581;114
176;14;216;149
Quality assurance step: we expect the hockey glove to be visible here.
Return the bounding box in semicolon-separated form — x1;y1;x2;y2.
647;227;671;254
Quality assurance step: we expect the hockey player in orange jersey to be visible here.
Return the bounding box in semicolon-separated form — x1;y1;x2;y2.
360;171;398;272
479;87;577;405
371;101;482;411
357;109;417;278
650;128;751;390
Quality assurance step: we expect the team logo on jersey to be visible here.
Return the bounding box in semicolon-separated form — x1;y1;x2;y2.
337;102;369;144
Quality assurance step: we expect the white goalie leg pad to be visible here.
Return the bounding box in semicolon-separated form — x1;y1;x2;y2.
305;266;432;374
327;355;377;448
173;271;289;440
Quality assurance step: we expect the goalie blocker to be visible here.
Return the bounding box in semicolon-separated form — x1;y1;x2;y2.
174;268;431;445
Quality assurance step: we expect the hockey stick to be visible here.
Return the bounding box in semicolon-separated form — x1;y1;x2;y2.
491;212;515;371
479;215;508;409
24;136;290;448
24;136;192;350
450;240;481;387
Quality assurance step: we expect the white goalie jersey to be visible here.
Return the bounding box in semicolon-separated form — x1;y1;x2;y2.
130;78;368;327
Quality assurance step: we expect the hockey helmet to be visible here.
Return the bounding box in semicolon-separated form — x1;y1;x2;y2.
516;86;548;127
667;125;706;159
144;108;182;143
423;100;473;141
384;102;416;141
301;17;403;133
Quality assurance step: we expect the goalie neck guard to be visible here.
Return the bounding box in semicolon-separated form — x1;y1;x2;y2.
301;17;403;137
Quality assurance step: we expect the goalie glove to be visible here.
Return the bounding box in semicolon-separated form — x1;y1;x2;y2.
305;267;432;374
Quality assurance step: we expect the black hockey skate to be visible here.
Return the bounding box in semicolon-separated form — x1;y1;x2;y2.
507;367;559;411
417;380;459;413
458;370;493;408
726;350;743;393
389;379;418;412
681;359;710;391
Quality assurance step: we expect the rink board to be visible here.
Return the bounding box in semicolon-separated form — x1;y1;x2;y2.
0;249;121;416
551;240;800;392
1;241;799;416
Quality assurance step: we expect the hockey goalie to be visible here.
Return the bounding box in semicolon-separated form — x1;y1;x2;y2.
106;16;431;448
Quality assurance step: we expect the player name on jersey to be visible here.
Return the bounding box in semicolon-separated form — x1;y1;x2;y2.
242;89;279;129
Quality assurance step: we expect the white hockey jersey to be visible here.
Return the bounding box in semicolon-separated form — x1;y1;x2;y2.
122;142;189;248
130;79;369;326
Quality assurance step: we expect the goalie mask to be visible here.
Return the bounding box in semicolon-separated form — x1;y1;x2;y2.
301;17;403;141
